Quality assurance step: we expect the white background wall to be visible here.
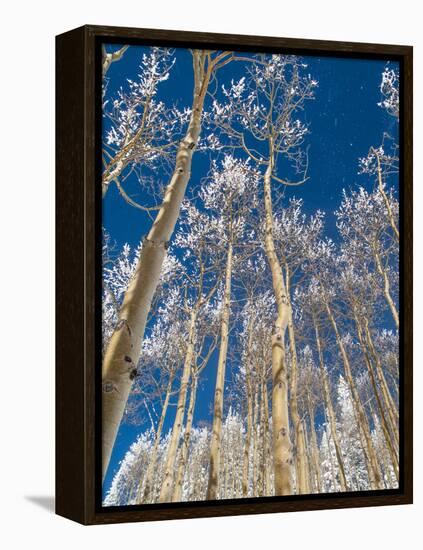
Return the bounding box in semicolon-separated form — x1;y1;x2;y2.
0;1;419;547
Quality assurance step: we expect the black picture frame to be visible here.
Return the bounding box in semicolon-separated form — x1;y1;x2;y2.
56;24;413;525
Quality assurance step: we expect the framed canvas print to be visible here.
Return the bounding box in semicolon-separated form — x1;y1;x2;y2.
56;25;413;525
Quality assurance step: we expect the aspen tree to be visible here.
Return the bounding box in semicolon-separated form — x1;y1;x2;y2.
337;262;399;474
236;269;273;497
242;316;254;497
324;300;383;489
272;200;325;494
158;239;221;501
299;348;322;492
158;309;197;502
314;319;348;491
102;45;129;75
355;318;399;480
205;157;258;499
172;336;218;502
372;147;399;242
209;55;317;495
363;318;399;431
336;187;399;329
102;49;188;201
139;374;174;503
263;155;293;494
359;67;399;240
102;50;233;479
286;271;309;494
172;374;198;502
262;378;272;495
207;242;233;500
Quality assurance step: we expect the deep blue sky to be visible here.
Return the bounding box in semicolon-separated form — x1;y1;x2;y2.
102;44;399;495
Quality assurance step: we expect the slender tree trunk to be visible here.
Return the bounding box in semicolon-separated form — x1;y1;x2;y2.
375;152;399;242
325;301;383;489
302;424;312;491
262;380;272;496
370;405;396;488
354;315;399;480
263;152;293;496
231;428;238;498
259;379;267;496
102;45;129;75
101;52;212;479
323;416;339;492
242;319;254;497
206;242;233;500
302;422;314;492
374;248;399;329
138;373;174;503
222;440;229;499
286;272;309;494
172;373;199;502
313;316;348;491
128;471;141;505
307;393;322;493
252;389;260;496
158;309;197;502
236;426;244;498
257;377;266;496
363;318;399;443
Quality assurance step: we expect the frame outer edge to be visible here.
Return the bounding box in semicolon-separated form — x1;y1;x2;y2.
56;26;87;525
84;24;98;525
55;25;413;525
402;46;413;504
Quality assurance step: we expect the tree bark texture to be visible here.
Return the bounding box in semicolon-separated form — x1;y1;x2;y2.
263;153;293;496
207;242;233;500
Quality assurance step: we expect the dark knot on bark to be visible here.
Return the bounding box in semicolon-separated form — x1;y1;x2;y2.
103;380;117;393
143;237;170;250
116;318;132;336
129;368;138;381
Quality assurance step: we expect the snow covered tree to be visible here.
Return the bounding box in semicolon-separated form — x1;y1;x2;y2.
203;156;260;499
208;54;317;495
378;66;399;119
336;376;370;491
101;49;237;479
336;186;399;328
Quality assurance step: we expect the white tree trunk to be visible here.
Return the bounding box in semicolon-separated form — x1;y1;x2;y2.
363;318;399;442
101;52;211;480
172;373;198;502
374;249;399;329
242;318;254;497
307;394;322;492
206;242;233;500
138;373;174;503
158;309;197;502
102;45;129;75
376;152;399;242
325;302;383;490
263;155;293;496
314;317;348;491
286;282;309;494
355;317;399;479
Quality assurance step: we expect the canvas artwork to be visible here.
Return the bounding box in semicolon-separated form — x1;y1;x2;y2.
101;45;400;506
